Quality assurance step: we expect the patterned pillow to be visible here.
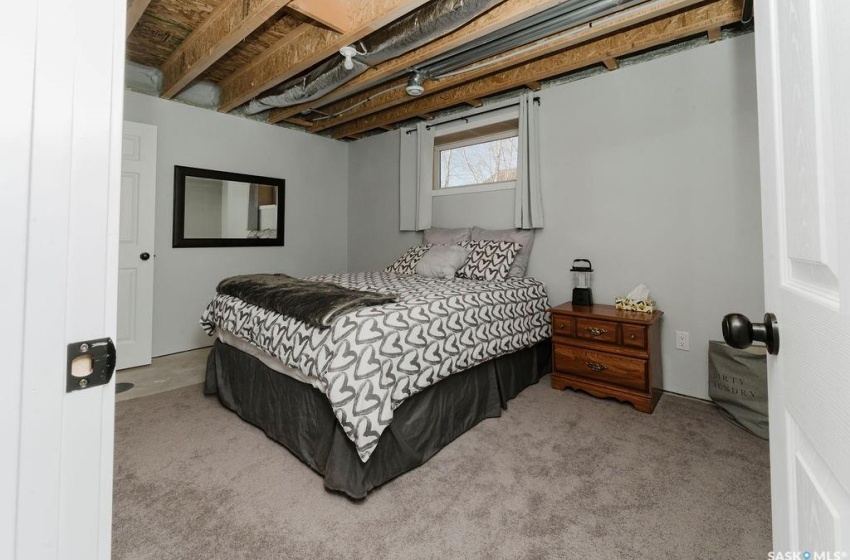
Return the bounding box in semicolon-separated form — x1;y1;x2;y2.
456;240;522;281
385;244;433;275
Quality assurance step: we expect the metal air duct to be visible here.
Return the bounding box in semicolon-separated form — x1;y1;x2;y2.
246;0;502;114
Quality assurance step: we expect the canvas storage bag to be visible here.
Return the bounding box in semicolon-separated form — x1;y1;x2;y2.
708;341;768;440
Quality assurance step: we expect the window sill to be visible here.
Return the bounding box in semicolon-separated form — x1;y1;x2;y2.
431;182;516;197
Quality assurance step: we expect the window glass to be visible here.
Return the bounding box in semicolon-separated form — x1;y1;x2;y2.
437;135;518;189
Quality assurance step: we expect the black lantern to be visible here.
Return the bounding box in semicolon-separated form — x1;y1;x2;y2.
570;259;593;306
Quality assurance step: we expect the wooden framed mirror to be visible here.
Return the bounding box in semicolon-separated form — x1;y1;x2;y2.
172;165;285;248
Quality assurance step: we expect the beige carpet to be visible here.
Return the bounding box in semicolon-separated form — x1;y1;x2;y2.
113;376;771;560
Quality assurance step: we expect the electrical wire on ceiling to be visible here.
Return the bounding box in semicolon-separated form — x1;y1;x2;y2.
246;0;503;114
309;83;407;121
307;0;653;123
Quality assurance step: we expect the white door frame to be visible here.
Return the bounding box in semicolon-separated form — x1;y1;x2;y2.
1;0;125;558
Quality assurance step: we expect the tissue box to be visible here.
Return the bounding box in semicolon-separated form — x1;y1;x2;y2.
615;297;656;313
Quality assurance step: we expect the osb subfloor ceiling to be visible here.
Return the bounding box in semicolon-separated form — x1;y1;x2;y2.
126;0;751;140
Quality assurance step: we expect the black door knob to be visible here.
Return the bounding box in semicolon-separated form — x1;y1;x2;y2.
722;312;780;355
139;252;150;261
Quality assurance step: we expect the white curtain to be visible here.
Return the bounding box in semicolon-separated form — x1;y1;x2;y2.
515;92;544;229
399;122;434;231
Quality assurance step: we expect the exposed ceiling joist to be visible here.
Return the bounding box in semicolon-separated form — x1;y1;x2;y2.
267;0;578;124
707;26;722;42
313;0;710;134
284;117;314;127
330;0;743;138
603;58;619;71
217;0;432;113
160;0;293;99
289;0;354;33
125;0;152;39
525;81;543;91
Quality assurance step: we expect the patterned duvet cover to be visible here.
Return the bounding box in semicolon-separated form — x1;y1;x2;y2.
201;272;551;462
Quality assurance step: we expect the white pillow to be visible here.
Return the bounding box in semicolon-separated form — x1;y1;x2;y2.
415;245;471;279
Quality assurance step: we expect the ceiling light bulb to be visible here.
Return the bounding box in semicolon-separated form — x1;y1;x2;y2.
406;72;425;96
339;45;358;71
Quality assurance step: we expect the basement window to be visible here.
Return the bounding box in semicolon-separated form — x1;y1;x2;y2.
433;118;519;195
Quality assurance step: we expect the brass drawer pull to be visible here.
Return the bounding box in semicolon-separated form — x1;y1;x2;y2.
586;361;607;373
558;323;566;329
584;326;608;336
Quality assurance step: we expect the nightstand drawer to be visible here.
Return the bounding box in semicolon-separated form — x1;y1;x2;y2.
552;316;574;337
621;324;647;349
554;345;647;391
575;318;619;344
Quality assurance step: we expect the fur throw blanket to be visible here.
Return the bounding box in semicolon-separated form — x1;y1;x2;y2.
216;273;396;329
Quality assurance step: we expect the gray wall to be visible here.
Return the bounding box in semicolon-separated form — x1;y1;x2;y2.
347;34;764;400
124;91;349;357
348;129;421;271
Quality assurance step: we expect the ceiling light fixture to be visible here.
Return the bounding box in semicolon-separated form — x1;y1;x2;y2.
406;72;425;96
339;45;358;70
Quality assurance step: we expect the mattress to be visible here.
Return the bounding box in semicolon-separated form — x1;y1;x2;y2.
216;329;321;389
201;271;551;462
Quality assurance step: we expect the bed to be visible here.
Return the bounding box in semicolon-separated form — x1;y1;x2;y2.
201;271;552;498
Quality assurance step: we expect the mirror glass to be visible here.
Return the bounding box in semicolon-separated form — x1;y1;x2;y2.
173;166;285;247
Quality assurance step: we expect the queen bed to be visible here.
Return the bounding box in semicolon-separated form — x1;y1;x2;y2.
201;264;551;498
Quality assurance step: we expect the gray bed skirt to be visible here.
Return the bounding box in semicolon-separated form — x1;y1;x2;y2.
205;338;551;499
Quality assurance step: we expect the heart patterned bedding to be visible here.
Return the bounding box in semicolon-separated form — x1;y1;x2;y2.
200;271;551;462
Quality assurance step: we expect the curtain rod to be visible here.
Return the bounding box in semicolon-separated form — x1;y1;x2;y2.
405;97;540;134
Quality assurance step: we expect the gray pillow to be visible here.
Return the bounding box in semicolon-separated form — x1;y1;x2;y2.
423;227;471;245
471;227;535;277
415;245;470;279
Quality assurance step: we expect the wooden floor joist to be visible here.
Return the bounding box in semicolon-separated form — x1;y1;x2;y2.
217;0;432;113
289;0;354;34
329;0;743;139
603;58;620;71
311;0;712;134
160;0;293;99
525;81;543;91
266;0;586;124
283;117;314;127
126;0;152;38
707;26;722;42
464;99;485;108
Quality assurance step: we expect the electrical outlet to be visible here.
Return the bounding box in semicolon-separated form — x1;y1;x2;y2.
675;330;690;351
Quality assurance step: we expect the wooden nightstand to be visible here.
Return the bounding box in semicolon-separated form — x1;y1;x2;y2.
549;302;664;413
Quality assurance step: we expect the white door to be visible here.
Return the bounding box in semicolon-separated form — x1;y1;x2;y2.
1;0;124;558
754;0;850;554
118;122;157;369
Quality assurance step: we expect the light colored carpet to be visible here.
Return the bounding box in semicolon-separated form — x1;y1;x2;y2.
113;376;771;560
